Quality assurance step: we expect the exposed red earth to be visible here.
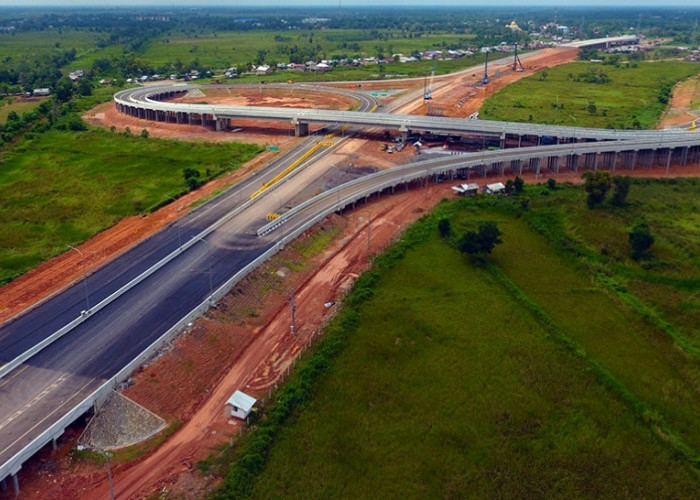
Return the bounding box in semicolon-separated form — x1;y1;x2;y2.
3;48;700;499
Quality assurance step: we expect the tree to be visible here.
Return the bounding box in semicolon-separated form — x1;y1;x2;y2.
183;168;201;191
579;47;599;61
255;49;268;66
76;78;92;97
513;176;525;194
458;221;502;258
629;223;654;260
54;76;73;102
582;170;612;208
611;176;631;206
505;179;515;194
438;218;451;238
67;116;87;131
547;178;557;190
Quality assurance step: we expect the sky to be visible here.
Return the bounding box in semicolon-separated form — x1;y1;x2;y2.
5;0;700;7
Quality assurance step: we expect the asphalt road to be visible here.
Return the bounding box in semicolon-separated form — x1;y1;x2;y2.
0;135;317;363
0;130;347;477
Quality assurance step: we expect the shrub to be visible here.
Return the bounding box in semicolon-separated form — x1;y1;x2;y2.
629;223;654;260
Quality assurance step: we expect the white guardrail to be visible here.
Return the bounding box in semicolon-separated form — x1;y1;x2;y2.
0;136;340;481
0;238;284;480
258;135;700;237
0;134;337;383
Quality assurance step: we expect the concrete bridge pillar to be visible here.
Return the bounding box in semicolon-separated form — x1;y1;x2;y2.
399;124;409;143
570;153;579;172
12;473;19;496
593;153;599;171
500;132;506;149
295;122;309;137
548;156;560;174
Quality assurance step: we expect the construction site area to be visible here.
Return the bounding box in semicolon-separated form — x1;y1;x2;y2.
3;45;700;500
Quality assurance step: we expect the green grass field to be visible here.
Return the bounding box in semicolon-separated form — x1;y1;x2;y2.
141;29;476;70
481;61;700;129
0;96;49;124
0;30;99;60
214;180;700;498
0;129;262;284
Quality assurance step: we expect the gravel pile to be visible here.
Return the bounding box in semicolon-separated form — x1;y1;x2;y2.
78;391;166;450
184;88;205;98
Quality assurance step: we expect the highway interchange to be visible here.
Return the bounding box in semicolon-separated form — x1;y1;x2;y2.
2;50;700;490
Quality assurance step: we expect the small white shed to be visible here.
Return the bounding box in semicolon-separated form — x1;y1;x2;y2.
451;183;480;196
226;390;257;420
484;182;506;195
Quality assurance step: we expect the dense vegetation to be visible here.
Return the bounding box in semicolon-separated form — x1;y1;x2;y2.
481;60;700;129
208;178;700;498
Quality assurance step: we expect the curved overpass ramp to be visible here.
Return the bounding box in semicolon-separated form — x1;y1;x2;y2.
115;84;688;144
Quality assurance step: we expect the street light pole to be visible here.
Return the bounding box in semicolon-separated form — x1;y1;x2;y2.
103;449;115;500
289;293;296;334
367;210;372;261
67;244;90;310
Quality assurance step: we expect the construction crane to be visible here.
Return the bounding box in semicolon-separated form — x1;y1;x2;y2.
512;42;524;72
424;61;436;100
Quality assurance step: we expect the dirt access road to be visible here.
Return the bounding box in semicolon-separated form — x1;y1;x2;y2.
5;47;700;499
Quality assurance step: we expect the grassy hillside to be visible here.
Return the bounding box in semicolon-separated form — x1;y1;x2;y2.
212;179;700;498
481;61;700;129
